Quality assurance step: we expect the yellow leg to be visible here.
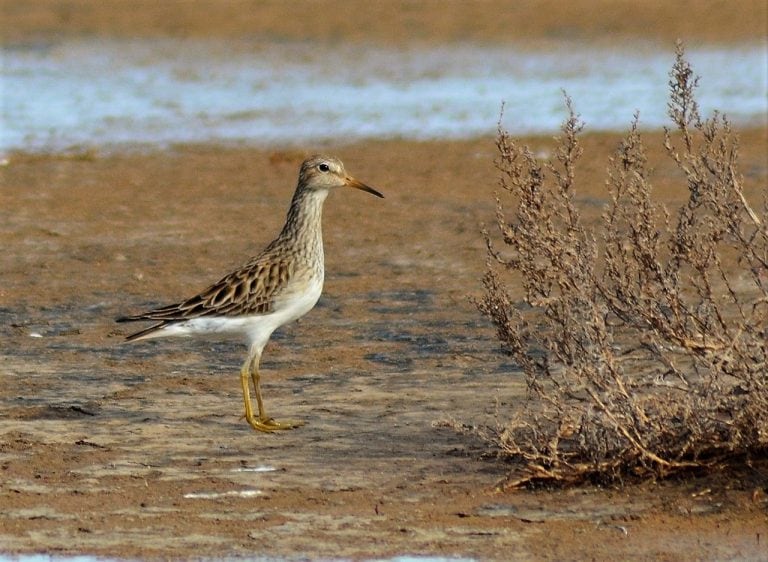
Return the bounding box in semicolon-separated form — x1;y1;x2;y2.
239;354;304;432
249;366;304;431
240;363;276;432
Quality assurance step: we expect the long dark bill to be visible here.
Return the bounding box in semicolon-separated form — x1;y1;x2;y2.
345;176;384;198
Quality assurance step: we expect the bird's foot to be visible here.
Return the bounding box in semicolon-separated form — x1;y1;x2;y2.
246;415;305;432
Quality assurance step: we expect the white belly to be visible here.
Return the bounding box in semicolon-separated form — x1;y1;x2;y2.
153;275;324;351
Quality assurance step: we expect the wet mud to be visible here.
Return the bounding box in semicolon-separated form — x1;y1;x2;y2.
1;134;767;559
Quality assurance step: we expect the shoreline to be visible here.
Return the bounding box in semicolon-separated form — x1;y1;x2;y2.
4;123;767;158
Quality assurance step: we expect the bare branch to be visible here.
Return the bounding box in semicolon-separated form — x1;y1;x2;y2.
472;44;768;487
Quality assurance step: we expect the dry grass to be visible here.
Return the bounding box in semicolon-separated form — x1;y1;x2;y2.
473;43;767;487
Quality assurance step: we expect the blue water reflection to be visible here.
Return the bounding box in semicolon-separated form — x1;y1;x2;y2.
2;39;766;152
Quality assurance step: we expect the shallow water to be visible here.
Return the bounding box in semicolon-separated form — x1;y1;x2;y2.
2;39;766;152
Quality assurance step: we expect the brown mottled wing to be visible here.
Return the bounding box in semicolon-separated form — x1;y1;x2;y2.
118;255;293;323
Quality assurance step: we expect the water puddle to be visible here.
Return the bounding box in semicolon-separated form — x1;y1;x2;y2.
231;465;278;473
2;39;766;153
182;489;264;499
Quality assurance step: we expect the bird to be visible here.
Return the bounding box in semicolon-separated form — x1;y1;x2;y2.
117;155;383;432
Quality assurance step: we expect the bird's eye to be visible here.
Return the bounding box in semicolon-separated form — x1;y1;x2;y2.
318;163;330;172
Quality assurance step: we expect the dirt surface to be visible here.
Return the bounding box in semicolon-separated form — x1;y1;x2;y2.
3;0;766;45
2;132;767;560
2;1;768;560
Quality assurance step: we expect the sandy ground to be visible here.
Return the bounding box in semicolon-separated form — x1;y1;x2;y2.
3;0;766;45
2;132;767;560
1;1;768;560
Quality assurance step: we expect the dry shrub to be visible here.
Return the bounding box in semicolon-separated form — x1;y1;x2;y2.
475;43;767;487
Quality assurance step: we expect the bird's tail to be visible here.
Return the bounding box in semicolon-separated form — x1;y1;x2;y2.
115;316;167;342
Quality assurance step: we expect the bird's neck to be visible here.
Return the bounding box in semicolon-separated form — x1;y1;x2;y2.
279;188;328;260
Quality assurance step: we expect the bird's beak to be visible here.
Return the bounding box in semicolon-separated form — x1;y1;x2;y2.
345;176;384;198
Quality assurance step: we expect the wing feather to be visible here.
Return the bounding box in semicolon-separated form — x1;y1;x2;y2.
117;254;294;324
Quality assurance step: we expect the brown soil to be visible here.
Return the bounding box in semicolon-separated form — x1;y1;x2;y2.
3;0;766;45
1;1;767;560
2;131;767;560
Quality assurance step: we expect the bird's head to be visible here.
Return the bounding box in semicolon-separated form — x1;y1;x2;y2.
298;155;383;198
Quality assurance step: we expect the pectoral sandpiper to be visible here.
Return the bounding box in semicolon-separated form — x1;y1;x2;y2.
117;155;383;432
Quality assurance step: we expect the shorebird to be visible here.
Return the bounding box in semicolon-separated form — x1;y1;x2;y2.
117;155;383;432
